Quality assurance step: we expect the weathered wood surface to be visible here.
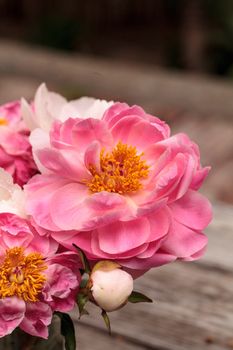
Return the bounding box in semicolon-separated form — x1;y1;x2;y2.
73;203;233;350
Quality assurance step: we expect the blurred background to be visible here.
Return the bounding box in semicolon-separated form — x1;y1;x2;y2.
1;0;233;76
0;1;233;349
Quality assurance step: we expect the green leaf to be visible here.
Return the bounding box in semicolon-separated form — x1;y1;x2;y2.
72;244;91;273
79;272;90;289
77;293;89;318
101;310;111;335
128;291;153;304
55;312;76;350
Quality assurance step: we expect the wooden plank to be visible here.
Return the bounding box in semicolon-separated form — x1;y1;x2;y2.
72;203;233;350
76;323;147;350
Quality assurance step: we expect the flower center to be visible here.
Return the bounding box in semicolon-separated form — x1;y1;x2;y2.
0;247;47;302
87;141;149;194
0;117;8;126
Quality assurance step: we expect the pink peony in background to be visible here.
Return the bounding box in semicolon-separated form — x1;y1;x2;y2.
24;88;212;272
0;212;81;338
0;101;38;186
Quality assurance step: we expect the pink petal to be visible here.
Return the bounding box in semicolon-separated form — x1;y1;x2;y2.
190;166;211;190
97;217;151;254
169;190;212;230
84;141;101;172
174;154;196;200
136;241;162;258
44;263;78;300
112;116;166;150
119;251;176;270
25;175;70;230
92;233;150;259
53;230;94;254
50;185;127;231
153;153;186;199
0;297;25;337
50;118;79;149
71;118;113;151
0;213;33;249
102;102;130;127
146;207;171;242
37;147;90;181
161;219;208;258
19;302;52;339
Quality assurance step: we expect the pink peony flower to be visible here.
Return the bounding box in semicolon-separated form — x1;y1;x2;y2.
0;101;38;186
0;212;81;338
25;100;212;271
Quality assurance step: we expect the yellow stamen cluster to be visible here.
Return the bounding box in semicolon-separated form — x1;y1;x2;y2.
0;117;8;126
0;247;47;302
87;141;149;194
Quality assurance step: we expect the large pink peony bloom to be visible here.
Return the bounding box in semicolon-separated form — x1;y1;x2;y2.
25;101;212;271
0;212;81;338
0;101;38;186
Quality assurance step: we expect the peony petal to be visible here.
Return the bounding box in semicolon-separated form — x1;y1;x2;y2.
0;297;25;337
146;207;171;242
161;218;208;258
112;117;166;150
119;251;176;270
84;141;101;172
71;118;113;151
103;104;142;128
34;83;67;131
91;232;150;259
190;166;210;190
21;98;37;131
44;263;78;300
50;118;79;149
29;128;51;173
97;217;151;254
20;302;52;339
25;175;70;230
59;97;113;121
50;185;127;231
37;147;89;181
169;190;212;230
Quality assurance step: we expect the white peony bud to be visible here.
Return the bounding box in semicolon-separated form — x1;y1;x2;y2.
91;261;133;312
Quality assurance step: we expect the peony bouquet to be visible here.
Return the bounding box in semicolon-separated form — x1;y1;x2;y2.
0;84;212;348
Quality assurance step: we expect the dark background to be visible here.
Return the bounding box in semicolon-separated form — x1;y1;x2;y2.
1;0;233;78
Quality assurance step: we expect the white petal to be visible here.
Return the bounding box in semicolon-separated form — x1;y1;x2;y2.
0;168;27;217
21;98;37;131
29;128;51;173
59;97;114;121
34;83;67;131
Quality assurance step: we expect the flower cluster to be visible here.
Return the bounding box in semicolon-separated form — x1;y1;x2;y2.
0;84;212;344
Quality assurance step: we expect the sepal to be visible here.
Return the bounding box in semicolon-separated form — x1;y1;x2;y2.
128;291;153;304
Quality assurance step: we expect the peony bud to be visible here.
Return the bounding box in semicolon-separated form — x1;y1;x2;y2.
90;261;133;312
